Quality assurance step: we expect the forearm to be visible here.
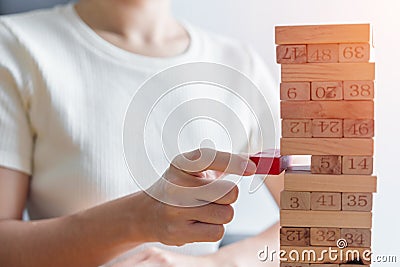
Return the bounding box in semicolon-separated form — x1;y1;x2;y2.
0;191;150;267
212;221;280;267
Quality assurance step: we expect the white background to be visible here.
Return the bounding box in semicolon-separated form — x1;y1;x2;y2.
172;0;400;265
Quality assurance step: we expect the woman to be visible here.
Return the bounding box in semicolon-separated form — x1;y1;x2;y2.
0;0;280;266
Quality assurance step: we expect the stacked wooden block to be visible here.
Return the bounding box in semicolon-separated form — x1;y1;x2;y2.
276;24;376;266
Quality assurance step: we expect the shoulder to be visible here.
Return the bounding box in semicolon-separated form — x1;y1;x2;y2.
0;4;73;52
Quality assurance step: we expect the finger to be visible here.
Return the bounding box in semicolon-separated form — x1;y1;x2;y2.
187;222;225;243
162;170;239;204
111;250;151;267
172;148;256;176
187;203;234;224
194;180;239;205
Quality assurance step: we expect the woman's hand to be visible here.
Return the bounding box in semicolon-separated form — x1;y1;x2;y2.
110;247;225;267
128;148;256;246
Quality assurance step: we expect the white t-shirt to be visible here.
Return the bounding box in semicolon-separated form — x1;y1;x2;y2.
0;3;279;263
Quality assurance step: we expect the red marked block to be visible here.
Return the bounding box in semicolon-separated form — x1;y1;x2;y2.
250;149;292;175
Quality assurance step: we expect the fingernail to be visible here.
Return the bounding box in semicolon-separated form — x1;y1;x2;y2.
241;160;257;175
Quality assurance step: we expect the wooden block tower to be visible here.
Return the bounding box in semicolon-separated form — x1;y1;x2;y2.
275;24;376;266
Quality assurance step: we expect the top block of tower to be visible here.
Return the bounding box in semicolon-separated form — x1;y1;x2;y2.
275;24;371;44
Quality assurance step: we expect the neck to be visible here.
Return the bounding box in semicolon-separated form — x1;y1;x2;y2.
75;0;173;41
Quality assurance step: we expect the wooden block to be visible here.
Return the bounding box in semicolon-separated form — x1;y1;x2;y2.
281;101;374;119
282;119;312;138
339;265;370;267
342;156;373;175
277;45;307;64
343;119;374;138
342;193;373;212
280;138;374;156
280;227;310;246
311;192;341;211
280;246;371;264
310;227;340;246
281;63;375;82
281;82;311;101
281;191;311;210
339;43;370;62
312;119;343;138
311;156;342;174
343;80;374;100
281;264;310;267
341;228;371;248
310;265;338;267
311;81;343;100
275;24;371;44
250;149;291;175
307;44;339;63
280;210;372;228
284;172;377;193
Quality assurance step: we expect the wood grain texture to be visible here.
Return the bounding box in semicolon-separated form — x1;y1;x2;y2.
310;227;340;246
307;44;339;63
311;81;343;101
342;156;373;175
311;156;342;174
280;227;310;246
342;193;373;212
343;119;374;138
282;119;312;138
275;24;371;44
280;82;311;101
312;119;343;138
343;80;374;100
280;210;372;228
281;63;375;82
339;43;370;62
341;228;371;248
281;101;374;119
280;138;374;156
281;191;311;210
281;264;310;267
277;45;307;63
280;246;371;264
284;172;377;193
310;192;341;211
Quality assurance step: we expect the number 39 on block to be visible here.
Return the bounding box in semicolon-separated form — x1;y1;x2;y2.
339;43;370;62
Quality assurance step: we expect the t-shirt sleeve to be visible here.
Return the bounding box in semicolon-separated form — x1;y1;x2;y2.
0;22;34;175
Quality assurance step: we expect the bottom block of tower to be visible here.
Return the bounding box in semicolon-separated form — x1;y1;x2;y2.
280;210;372;228
284;171;377;193
280;246;371;264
